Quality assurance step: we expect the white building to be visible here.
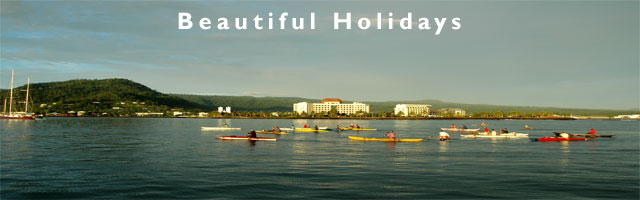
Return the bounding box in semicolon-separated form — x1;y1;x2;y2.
173;111;183;116
218;107;224;113
198;112;209;118
614;114;640;119
293;98;370;115
225;106;231;113
394;104;431;117
293;102;311;114
136;112;164;117
440;108;466;116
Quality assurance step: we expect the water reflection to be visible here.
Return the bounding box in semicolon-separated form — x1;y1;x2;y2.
439;141;448;153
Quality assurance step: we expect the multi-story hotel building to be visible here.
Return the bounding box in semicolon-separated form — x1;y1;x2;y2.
394;104;431;117
293;98;370;115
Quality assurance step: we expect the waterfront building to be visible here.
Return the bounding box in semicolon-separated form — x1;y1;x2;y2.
614;114;640;119
225;106;231;113
198;112;208;118
218;107;223;113
135;112;164;117
293;98;370;115
439;108;466;116
394;104;431;117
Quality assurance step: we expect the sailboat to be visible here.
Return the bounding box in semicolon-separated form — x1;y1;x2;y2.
1;69;36;120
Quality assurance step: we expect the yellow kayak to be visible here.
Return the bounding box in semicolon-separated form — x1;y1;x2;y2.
348;136;423;142
295;128;328;132
256;131;288;135
341;128;377;131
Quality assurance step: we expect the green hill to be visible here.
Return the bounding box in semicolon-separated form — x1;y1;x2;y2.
1;79;205;114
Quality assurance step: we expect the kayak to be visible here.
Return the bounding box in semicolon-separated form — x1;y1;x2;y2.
279;128;294;131
461;133;529;138
441;128;479;132
218;136;276;141
534;137;588;142
348;136;423;142
256;131;288;135
202;127;241;131
295;128;328;132
341;128;377;131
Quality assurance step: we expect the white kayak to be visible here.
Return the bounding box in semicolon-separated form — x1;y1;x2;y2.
461;133;529;138
279;128;294;131
201;127;241;131
441;128;479;132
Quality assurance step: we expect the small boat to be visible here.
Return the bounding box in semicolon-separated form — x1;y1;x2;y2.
201;127;241;131
440;128;479;132
348;136;423;142
341;128;377;131
295;128;328;132
523;127;535;130
533;137;588;142
218;136;276;141
461;133;529;138
256;130;288;135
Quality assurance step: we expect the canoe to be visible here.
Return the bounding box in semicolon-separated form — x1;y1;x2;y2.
256;131;288;135
348;136;423;142
295;128;328;132
201;127;241;131
441;128;479;132
461;133;529;138
341;128;377;131
219;136;276;141
534;137;588;142
569;134;615;138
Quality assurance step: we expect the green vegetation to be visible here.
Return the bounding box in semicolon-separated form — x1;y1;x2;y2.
1;78;635;117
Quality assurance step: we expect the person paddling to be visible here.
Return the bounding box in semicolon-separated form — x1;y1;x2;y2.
224;123;229;128
336;125;341;132
484;127;489;133
439;131;450;141
314;125;319;131
588;128;597;135
450;124;456;129
246;130;257;138
560;131;569;139
385;131;396;140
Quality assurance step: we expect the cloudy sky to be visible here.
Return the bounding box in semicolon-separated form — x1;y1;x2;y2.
1;1;638;110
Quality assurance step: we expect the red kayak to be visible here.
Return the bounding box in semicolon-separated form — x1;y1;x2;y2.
534;137;588;142
218;136;276;141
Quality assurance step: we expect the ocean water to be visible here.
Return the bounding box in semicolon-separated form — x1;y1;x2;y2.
1;118;638;199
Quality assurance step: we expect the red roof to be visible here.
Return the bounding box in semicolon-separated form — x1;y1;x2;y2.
322;98;342;103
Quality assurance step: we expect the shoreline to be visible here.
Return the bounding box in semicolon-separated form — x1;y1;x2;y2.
34;116;631;120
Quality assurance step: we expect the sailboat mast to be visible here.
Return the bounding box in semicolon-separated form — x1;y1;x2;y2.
3;98;6;115
25;77;30;113
8;69;14;115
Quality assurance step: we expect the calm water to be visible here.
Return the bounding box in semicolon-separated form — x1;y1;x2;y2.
1;118;638;199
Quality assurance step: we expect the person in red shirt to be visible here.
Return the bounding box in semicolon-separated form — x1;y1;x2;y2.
484;127;489;133
450;124;456;129
385;131;396;139
588;128;597;135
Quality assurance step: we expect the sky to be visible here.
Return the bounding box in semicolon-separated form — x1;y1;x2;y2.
1;1;638;110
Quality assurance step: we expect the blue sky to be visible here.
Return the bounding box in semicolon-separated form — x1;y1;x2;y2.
1;1;638;110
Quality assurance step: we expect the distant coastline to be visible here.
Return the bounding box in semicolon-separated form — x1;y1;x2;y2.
43;116;625;120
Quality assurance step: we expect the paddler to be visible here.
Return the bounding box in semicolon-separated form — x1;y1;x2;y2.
356;124;360;129
439;131;450;141
484;127;489;133
450;124;456;129
350;124;355;128
224;123;229;128
480;122;486;126
246;130;257;138
274;126;281;133
385;131;396;140
314;125;319;130
524;124;530;129
588;128;597;135
336;125;341;132
461;124;468;129
490;129;497;136
304;124;309;128
560;131;569;139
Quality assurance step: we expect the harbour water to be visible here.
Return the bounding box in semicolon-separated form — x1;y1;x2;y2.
1;118;638;199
